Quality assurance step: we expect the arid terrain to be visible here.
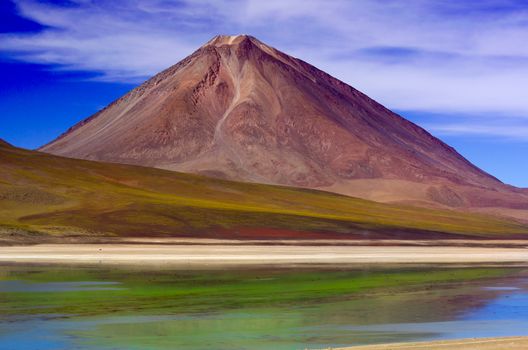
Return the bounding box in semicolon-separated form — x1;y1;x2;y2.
39;35;528;219
334;337;528;350
2;242;528;265
2;139;528;242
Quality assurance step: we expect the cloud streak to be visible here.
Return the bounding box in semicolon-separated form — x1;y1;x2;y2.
427;122;528;140
2;0;528;138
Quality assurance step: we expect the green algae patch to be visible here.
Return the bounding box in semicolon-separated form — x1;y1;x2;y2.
0;265;515;318
1;264;525;350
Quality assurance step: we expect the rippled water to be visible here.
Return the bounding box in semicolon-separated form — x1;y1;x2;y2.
1;264;527;350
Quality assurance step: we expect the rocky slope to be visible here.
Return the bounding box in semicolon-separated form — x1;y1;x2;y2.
40;35;528;215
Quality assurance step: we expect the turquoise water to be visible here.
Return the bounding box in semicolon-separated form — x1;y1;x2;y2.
1;264;528;349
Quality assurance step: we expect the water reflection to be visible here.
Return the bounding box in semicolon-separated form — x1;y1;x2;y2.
0;265;527;350
0;280;122;292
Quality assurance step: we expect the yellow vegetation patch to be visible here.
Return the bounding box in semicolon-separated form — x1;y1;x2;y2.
1;142;527;239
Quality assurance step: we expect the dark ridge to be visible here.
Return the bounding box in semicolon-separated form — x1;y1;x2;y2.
0;139;12;148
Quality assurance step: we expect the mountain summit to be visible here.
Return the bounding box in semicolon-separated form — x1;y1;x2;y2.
40;35;528;214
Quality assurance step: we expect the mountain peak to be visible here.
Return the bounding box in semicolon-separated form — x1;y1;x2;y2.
205;34;255;47
40;34;528;212
202;34;286;68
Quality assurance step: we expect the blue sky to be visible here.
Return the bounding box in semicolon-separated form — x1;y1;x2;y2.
1;0;527;187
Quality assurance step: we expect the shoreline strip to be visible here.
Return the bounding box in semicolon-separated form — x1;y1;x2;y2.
1;244;528;265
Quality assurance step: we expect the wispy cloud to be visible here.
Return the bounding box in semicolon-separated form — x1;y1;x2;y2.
427;122;528;140
2;0;528;137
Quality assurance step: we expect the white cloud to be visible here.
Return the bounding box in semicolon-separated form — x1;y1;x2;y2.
2;0;528;136
427;123;528;140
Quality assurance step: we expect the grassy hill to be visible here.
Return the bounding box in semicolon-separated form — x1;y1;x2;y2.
1;141;527;242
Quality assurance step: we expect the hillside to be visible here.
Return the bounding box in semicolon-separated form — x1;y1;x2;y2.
2;141;527;242
39;35;528;215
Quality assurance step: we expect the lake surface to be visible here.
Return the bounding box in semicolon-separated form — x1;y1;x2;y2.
1;263;528;349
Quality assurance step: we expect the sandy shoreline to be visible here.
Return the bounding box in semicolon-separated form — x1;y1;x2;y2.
331;336;528;349
1;243;528;265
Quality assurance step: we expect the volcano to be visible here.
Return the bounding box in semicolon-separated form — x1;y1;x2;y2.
40;35;528;215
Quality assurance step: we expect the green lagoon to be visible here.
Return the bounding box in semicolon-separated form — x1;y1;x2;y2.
1;264;528;349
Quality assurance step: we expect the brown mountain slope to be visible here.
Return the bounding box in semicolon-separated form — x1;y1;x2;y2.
40;35;528;215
